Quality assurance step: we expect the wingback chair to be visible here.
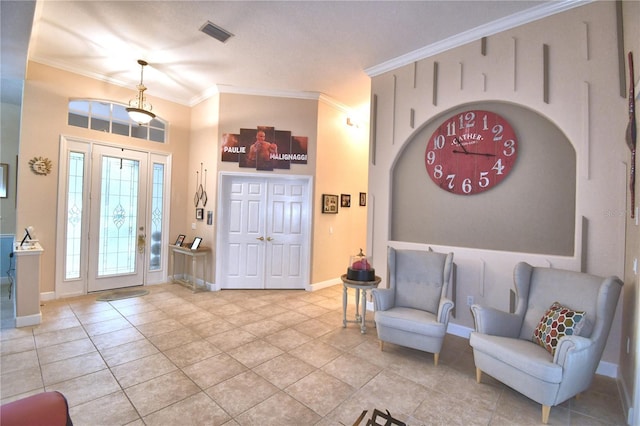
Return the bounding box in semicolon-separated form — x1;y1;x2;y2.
469;262;622;424
371;247;454;366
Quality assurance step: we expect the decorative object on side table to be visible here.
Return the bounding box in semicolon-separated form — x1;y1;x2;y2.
347;248;374;281
342;248;379;334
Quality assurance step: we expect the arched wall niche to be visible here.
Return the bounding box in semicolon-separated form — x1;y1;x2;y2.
391;101;576;255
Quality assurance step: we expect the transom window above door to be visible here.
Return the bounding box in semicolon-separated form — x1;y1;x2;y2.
68;99;167;143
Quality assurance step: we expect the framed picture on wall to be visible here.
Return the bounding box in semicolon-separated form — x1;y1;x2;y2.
196;208;204;220
0;163;7;198
322;194;339;214
359;192;367;206
341;194;351;207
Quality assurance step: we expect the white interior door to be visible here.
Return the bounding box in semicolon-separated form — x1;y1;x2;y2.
221;177;267;289
217;174;311;289
264;180;308;289
88;145;148;292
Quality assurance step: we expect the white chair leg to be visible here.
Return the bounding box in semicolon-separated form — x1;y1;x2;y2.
542;405;551;424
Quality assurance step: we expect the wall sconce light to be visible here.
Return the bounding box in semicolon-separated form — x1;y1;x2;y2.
346;117;360;128
126;59;156;125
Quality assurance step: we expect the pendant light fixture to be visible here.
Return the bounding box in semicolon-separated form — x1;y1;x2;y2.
126;59;156;125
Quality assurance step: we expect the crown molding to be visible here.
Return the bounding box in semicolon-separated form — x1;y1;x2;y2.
215;85;355;114
215;84;321;101
28;57;192;106
365;0;592;77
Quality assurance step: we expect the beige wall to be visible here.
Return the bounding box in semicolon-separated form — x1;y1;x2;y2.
312;101;369;283
369;2;627;366
621;0;640;420
18;62;191;294
187;94;220;282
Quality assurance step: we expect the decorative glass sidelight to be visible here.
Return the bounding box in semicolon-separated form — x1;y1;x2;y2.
65;152;85;279
150;163;165;271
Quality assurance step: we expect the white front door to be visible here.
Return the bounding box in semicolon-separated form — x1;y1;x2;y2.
87;145;148;292
217;174;311;289
55;137;171;298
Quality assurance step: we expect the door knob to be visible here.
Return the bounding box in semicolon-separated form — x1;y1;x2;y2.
256;236;265;241
266;237;273;242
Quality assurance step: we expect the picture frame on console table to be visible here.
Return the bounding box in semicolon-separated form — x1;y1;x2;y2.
174;234;186;246
190;237;202;250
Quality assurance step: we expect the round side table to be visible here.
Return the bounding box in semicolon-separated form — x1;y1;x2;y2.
340;274;381;334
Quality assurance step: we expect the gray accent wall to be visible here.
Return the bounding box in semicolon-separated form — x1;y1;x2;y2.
391;102;576;255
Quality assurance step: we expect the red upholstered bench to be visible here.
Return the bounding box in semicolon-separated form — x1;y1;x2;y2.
0;391;73;426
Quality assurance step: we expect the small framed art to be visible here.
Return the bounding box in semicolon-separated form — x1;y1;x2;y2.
174;234;186;246
190;237;202;250
322;194;339;214
341;194;351;207
0;163;7;198
359;192;367;206
196;208;204;220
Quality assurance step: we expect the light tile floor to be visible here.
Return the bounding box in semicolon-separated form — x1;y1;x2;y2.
0;283;627;425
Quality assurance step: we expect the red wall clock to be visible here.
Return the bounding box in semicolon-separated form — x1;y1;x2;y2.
424;110;518;195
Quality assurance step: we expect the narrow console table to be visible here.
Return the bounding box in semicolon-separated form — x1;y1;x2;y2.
13;242;44;327
340;274;381;334
169;244;210;292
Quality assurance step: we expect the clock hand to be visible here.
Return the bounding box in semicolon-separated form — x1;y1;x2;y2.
452;150;496;157
453;137;470;154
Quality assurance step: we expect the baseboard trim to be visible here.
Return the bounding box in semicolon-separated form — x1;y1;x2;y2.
447;322;473;339
595;360;618;378
16;312;41;327
40;291;55;302
309;278;341;291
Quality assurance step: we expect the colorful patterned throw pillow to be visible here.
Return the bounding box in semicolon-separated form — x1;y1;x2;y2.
532;301;586;355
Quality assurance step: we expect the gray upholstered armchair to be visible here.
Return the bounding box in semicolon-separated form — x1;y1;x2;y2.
371;247;454;366
469;262;622;424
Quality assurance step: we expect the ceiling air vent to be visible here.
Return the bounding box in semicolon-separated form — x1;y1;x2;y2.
199;21;234;43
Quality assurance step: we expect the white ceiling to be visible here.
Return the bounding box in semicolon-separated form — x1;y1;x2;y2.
3;1;586;112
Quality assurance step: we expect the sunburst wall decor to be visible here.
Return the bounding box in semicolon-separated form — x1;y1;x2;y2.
29;156;53;175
